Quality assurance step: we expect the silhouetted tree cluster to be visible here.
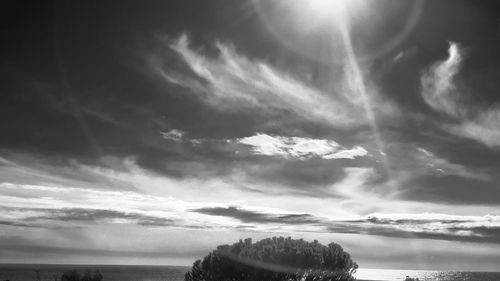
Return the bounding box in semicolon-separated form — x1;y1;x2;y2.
59;269;102;281
185;237;358;281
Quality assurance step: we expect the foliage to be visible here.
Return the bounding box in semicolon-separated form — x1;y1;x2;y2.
60;269;102;281
185;237;358;281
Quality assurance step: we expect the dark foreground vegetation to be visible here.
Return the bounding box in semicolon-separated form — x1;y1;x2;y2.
31;269;103;281
185;237;358;281
59;269;102;281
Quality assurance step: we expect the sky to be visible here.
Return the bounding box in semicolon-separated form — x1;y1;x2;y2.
2;0;500;271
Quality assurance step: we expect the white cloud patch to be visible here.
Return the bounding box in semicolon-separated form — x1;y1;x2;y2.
421;42;500;148
237;133;367;160
160;129;184;141
158;130;367;160
154;34;383;128
326;146;368;160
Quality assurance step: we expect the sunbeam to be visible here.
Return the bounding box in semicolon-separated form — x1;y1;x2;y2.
335;12;395;189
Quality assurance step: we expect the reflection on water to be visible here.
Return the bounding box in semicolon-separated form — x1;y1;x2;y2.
355;268;500;281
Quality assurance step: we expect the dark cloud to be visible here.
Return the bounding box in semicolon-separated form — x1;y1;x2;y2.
191;206;319;225
325;215;500;244
327;224;500;244
191;205;500;244
19;207;178;227
0;220;37;228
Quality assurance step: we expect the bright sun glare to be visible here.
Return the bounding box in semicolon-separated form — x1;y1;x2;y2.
306;0;352;21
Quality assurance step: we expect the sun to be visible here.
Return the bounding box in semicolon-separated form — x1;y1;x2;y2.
306;0;356;23
253;0;422;63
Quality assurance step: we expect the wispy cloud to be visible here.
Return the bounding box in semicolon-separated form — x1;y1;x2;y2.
154;34;375;128
415;147;488;180
32;207;178;226
449;112;500;148
421;42;500;148
421;42;464;117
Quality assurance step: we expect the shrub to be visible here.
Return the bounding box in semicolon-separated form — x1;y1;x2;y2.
60;269;102;281
185;237;358;281
61;270;80;281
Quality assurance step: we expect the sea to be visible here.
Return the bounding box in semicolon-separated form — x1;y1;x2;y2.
1;264;500;281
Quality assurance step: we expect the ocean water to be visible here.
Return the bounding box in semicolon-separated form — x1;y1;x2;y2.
354;268;500;281
1;264;500;281
0;264;188;281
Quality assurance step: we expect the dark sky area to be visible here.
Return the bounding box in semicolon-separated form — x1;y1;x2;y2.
2;0;500;271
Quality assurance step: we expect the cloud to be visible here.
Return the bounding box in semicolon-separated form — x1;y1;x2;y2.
237;133;367;160
0;181;206;229
190;204;500;244
191;206;319;225
421;42;464;117
334;212;500;244
32;207;178;226
449;111;500;148
0;205;182;228
380;146;495;205
421;42;500;148
160;129;184;142
155;34;372;128
415;147;488;181
3;152;500;246
0;220;36;227
158;130;368;162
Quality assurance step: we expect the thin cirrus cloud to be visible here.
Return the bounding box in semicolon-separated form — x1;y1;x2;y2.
31;207;179;227
415;147;488;181
421;42;500;148
154;34;369;128
421;43;464;117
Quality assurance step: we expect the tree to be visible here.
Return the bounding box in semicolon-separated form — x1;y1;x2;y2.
81;269;93;281
61;270;80;281
60;269;102;281
185;237;358;281
92;270;103;281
